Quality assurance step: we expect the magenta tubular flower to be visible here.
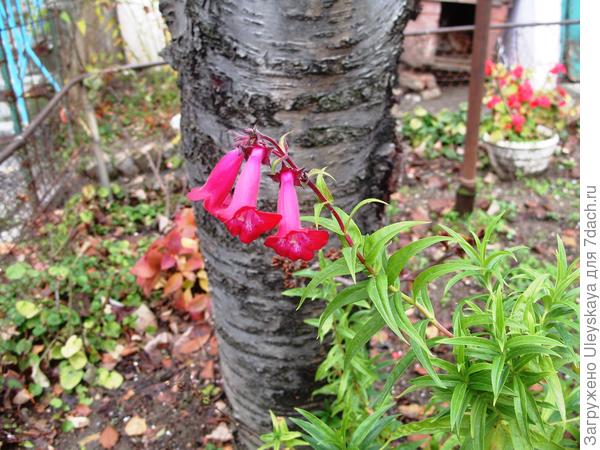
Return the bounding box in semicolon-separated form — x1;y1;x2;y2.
216;146;281;244
187;148;244;213
265;170;329;261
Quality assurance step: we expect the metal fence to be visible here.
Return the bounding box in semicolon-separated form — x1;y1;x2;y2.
0;61;167;245
0;0;62;134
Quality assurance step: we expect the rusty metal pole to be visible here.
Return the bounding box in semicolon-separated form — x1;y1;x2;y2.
455;0;493;214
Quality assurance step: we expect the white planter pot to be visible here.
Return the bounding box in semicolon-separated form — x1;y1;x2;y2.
481;128;559;179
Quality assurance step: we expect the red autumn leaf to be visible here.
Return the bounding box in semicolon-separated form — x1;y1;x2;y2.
185;255;205;272
165;230;182;253
187;294;209;321
131;257;157;278
160;253;176;271
176;208;197;238
163;273;183;297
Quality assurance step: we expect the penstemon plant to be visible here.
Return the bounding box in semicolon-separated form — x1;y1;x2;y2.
188;129;579;450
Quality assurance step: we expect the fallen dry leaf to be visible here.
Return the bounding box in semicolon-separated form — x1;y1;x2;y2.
206;422;233;443
428;198;453;215
562;235;577;248
100;425;119;448
207;336;219;356
72;404;92;417
12;388;33;405
173;327;210;356
413;363;427;376
426;175;448;190
79;432;100;447
425;325;439;339
411;206;429;222
398;403;426;419
125;416;147;436
200;360;215;380
66;416;90;429
121;389;135;401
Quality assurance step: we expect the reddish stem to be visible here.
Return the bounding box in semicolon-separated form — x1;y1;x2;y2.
250;130;453;338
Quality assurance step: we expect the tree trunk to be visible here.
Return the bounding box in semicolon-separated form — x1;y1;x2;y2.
160;1;410;447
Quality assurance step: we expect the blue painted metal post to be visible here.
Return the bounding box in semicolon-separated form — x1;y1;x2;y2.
562;0;580;81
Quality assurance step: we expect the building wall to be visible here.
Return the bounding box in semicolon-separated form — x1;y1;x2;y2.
503;0;563;86
116;0;167;64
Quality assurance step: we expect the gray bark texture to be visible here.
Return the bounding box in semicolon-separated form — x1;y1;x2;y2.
160;1;410;447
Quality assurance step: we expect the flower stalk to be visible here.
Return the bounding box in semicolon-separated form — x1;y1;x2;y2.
244;129;454;338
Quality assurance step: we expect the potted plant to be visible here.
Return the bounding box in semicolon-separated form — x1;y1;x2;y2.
480;61;575;178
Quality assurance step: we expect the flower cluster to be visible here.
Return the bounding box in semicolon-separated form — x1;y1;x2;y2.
481;61;574;142
187;135;329;261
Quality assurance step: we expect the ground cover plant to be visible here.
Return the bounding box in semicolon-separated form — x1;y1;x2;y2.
0;185;160;433
399;105;467;161
187;129;580;450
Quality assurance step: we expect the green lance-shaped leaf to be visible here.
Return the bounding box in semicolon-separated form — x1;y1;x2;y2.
372;350;415;408
366;275;433;372
300;258;357;305
342;246;358;284
479;213;505;260
505;335;565;360
347;198;388;225
349;402;395;448
367;273;404;339
302;215;341;235
450;382;469;434
364;221;428;266
290;408;343;449
344;313;385;369
412;261;481;314
437;224;481;263
411;321;444;388
541;356;566;427
491;354;507;405
513;375;531;443
437;336;500;354
386;235;451;284
470;396;488;450
318;281;369;339
390;416;451;439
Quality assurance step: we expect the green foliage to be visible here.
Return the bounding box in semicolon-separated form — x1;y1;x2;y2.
399;105;468;160
269;190;579;449
259;411;309;450
0;185;160;402
93;68;180;144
